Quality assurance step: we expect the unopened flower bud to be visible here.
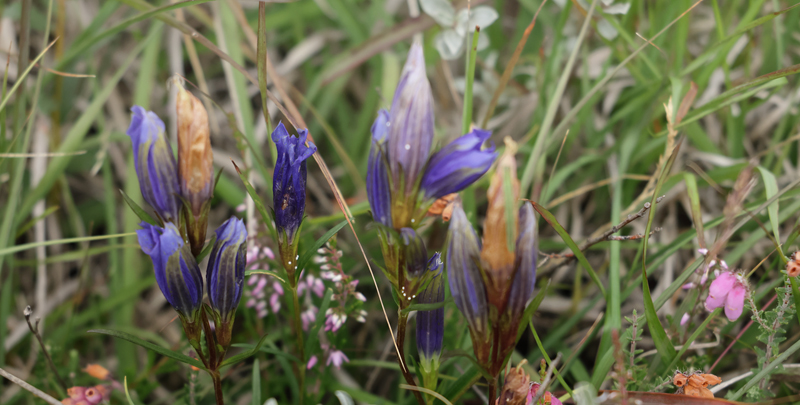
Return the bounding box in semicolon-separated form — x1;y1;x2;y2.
176;81;213;256
206;217;248;350
127;107;180;222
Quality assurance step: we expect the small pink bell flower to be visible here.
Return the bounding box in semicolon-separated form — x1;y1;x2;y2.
704;271;747;321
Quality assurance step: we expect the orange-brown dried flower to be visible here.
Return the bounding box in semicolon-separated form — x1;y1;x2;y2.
481;137;520;311
82;364;110;380
787;251;800;277
496;360;531;405
427;193;458;222
175;79;213;216
673;371;721;398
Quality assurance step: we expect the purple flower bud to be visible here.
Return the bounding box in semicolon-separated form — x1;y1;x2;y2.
273;123;316;243
401;228;431;279
136;222;203;319
506;203;537;325
446;203;489;348
417;252;444;365
127;106;180;222
206;217;248;324
421;128;497;200
387;43;434;196
367;109;393;227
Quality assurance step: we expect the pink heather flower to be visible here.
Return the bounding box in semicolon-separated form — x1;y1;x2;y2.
269;293;281;313
680;313;690;326
705;271;747;321
62;386;109;405
700;272;709;286
720;260;729;270
236;203;246;212
247;274;284;319
698;248;708;255
354;292;366;302
355;309;367;323
325;309;346;332
527;383;562;405
682;282;695;290
301;307;318;331
327;350;349;368
307;355;318;369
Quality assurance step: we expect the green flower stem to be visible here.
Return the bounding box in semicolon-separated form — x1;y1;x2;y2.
289;285;306;404
396;308;425;405
212;372;224;405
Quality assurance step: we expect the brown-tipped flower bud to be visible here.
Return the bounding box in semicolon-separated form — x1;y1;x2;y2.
175;79;213;256
481;137;520;312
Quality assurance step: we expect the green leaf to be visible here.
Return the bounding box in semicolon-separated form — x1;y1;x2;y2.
683;173;704;247
516;279;550;341
528;201;607;299
295;220;348;282
232;160;277;240
305;288;334;356
640;140;682;368
220;333;270;368
245;269;286;283
663;308;720;373
731;335;800;400
462;29;479;134
400;297;454;314
88;328;206;370
441;365;482;403
756;166;782;253
120;189;158;226
123;377;136;405
15;206;59;238
252;358;261;405
789;277;800;326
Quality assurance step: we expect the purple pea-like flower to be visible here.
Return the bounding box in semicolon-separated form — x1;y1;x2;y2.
136;222;203;319
416;252;444;366
206;217;248;325
127;106;180;222
367;109;393;227
446;203;489;345
387;42;434;195
272;122;317;245
420;128;497;201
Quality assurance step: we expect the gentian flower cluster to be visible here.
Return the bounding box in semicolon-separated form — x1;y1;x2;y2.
365;41;496;403
126;81;247;370
367;42;496;299
446;141;537;376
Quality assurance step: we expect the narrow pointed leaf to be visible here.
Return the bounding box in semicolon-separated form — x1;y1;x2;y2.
88;328;206;370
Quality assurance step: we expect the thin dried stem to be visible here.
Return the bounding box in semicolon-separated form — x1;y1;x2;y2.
0;367;63;405
24;306;67;390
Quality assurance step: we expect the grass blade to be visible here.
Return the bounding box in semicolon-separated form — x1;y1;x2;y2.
220;333;270;368
88;329;206;370
640;140;683;367
528;201;607;299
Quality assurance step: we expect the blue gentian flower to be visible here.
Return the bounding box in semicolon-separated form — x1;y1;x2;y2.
446;203;489;355
127;106;180;222
367;109;392;228
272;122;316;242
365;44;496;231
206;217;247;350
272;122;316;279
136;222;203;320
416;252;443;365
420;129;497;200
206;217;248;323
401;228;430;279
386;42;434;195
